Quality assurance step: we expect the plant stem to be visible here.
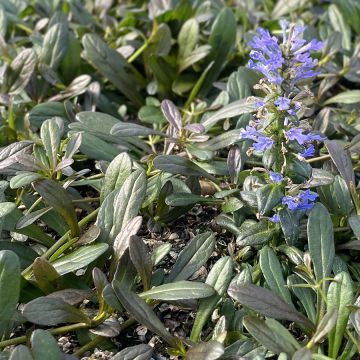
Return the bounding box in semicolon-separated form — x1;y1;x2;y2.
128;42;148;63
73;335;104;357
72;197;100;203
306;154;331;163
0;323;90;349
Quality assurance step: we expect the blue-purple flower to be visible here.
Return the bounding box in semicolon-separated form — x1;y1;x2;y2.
299;144;315;158
269;171;283;183
253;136;274;151
274;97;291;110
268;213;280;223
282;189;318;211
285;128;325;145
241;126;274;151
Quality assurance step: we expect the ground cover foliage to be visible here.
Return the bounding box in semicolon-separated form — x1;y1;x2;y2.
0;0;360;359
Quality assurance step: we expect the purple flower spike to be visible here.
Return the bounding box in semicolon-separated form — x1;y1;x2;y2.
248;27;284;85
274;97;291;110
269;171;283;183
248;21;323;86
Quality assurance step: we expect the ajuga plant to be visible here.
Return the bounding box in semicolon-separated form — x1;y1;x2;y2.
240;20;326;224
0;1;360;360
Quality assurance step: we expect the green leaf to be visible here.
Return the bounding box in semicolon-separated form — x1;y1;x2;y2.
10;172;41;189
236;221;276;247
4;207;55;247
165;193;221;207
228;283;313;328
222;197;244;213
278;208;299;246
0;250;21;336
272;0;309;18
259;246;293;306
9;345;33;360
243;316;299;355
110;122;165;137
167;232;215;282
100;152;132;202
304;169;334;188
111;169;147;239
27;102;68;128
324;90;360;104
178;45;211;73
16;207;52;230
311;309;338;345
153;155;217;182
287;275;316;324
6;49;37;95
111;344;153;360
197;129;242;151
328;4;351;54
140;281;215;301
292;348;312;360
113;216;143;264
39;23;69;70
317;175;353;215
82;33;144;106
76;132;120;161
186;340;224;360
256;184;283;215
227;67;260;102
199;8;236;96
334;0;360;33
307;203;335;283
51;243;108;275
138;105;166;124
33;179;79;237
325;140;355;189
22;297;90;326
201;99;257;131
327;271;354;358
112;280;178;348
190;257;233;341
40;118;64;170
30;329;62;360
178;18;199;60
0;241;37;269
0;201;16;218
129;236;152;291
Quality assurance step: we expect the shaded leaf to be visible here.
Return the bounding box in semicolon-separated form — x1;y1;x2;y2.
112;280;178;348
0;250;21;336
22;297;90;326
228;283;313;328
33;179;79;237
167;232;215;282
